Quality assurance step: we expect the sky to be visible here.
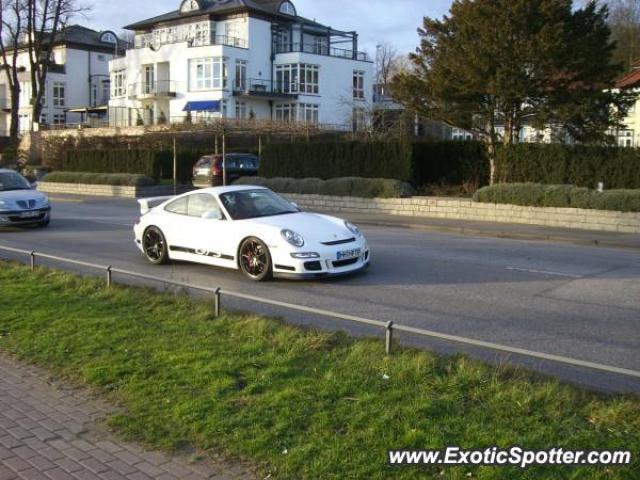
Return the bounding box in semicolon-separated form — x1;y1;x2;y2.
81;0;453;56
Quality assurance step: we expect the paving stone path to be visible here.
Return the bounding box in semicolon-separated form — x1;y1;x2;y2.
0;355;255;480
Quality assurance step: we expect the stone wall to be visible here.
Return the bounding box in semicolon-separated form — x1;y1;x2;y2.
37;182;194;199
284;194;640;234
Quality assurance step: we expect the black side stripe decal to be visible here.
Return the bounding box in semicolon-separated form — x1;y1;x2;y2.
169;245;234;261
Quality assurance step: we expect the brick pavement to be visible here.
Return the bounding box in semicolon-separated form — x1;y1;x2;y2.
0;355;255;480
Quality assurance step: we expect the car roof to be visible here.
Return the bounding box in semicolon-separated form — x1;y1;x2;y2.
0;168;17;174
196;185;268;195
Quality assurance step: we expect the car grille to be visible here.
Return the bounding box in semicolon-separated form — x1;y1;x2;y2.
321;237;356;246
332;258;359;268
16;200;37;209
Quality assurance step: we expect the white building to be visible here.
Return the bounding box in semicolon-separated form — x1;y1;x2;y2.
0;25;120;136
108;0;373;129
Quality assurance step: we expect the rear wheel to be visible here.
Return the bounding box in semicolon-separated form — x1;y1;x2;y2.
239;237;272;281
142;226;169;265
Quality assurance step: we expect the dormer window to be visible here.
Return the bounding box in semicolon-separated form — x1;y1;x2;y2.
180;0;200;13
100;31;118;44
279;1;296;16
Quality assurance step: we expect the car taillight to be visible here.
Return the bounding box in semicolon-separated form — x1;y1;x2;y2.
212;161;222;175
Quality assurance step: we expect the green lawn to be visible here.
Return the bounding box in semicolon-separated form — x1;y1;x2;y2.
0;261;638;479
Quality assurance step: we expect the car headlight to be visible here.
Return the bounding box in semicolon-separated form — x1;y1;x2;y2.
345;221;362;237
281;229;305;247
38;197;49;207
0;200;11;211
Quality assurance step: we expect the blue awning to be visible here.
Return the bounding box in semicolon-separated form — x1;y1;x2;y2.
183;101;221;112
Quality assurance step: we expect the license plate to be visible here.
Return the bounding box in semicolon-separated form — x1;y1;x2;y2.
197;168;209;175
337;248;361;260
19;211;40;218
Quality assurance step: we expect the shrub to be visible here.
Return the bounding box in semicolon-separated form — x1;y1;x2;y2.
63;149;207;184
495;144;640;189
234;176;415;198
259;140;489;190
43;171;156;187
473;183;640;212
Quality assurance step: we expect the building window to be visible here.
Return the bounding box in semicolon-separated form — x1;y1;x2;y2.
275;103;296;122
112;70;125;97
97;54;106;62
235;100;247;119
352;107;367;132
53;114;65;125
353;70;365;99
279;1;296;16
235;60;247;90
299;103;319;124
52;82;65;107
189;57;227;91
275;64;319;94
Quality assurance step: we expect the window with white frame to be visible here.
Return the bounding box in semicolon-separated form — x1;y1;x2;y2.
353;70;365;99
299;103;319;124
352;107;367;131
275;64;319;94
112;70;126;97
52;82;65;107
275;103;296;122
235;60;247;90
235;100;247;119
189;57;227;91
53;113;65;125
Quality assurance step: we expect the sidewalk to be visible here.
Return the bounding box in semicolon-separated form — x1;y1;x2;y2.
0;354;254;480
325;209;640;250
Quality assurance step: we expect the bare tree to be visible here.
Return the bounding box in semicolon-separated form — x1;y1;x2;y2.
375;42;398;97
0;0;25;145
26;0;90;125
607;0;640;71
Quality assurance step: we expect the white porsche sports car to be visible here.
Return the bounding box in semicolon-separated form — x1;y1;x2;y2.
133;186;370;281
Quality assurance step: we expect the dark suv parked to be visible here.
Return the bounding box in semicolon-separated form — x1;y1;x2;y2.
192;153;259;187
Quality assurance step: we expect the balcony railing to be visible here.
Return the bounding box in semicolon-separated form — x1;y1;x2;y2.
233;78;299;98
128;81;178;99
134;33;247;50
273;42;370;62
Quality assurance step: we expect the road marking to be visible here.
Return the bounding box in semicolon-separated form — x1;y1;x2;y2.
506;266;583;279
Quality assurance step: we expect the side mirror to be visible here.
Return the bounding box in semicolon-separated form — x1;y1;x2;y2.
290;202;299;210
30;182;38;189
202;210;223;220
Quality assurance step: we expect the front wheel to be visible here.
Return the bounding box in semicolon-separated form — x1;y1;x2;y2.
142;226;169;265
239;237;272;281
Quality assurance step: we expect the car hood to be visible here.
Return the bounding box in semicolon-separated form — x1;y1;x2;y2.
245;212;356;244
0;189;47;202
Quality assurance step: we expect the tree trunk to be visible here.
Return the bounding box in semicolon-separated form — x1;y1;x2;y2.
9;84;21;148
486;141;497;186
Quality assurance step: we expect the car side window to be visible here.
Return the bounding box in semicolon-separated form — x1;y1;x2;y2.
187;194;222;218
164;197;188;215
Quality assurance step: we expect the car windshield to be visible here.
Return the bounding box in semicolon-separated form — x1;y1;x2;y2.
219;189;298;220
0;172;31;192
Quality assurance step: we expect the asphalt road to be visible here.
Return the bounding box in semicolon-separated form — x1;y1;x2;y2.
1;195;639;393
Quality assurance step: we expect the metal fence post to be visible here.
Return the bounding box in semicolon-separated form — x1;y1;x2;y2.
29;251;35;271
214;288;221;318
106;266;112;288
385;321;394;355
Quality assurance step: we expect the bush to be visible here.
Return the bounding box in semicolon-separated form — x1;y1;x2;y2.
473;183;640;212
259;140;489;190
43;171;156;187
63;149;207;184
495;144;640;189
234;176;415;198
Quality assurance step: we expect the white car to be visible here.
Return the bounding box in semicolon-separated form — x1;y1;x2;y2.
133;186;370;281
0;169;50;227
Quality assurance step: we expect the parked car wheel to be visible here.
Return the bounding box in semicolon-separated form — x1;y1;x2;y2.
142;226;169;265
238;237;272;281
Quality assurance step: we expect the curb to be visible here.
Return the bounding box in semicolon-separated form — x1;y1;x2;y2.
348;218;640;251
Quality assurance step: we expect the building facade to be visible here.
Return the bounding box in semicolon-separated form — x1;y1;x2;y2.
108;0;373;128
0;26;120;136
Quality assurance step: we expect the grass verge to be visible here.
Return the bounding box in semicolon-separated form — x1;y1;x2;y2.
0;262;638;479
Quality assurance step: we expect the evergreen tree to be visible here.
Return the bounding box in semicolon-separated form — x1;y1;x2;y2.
391;0;634;184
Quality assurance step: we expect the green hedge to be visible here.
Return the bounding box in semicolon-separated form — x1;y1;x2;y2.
43;171;156;187
474;183;640;212
259;140;488;189
495;144;640;189
234;176;416;198
63;149;206;184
